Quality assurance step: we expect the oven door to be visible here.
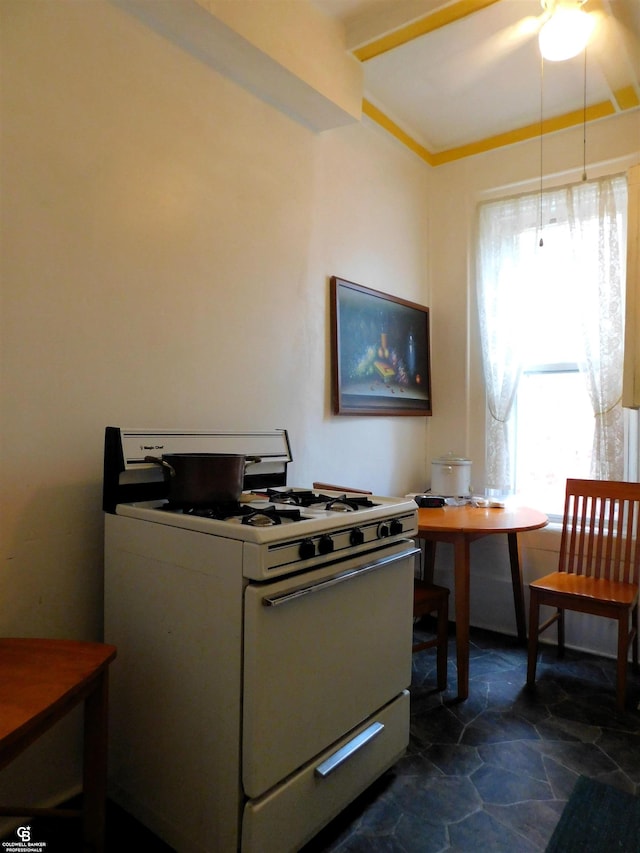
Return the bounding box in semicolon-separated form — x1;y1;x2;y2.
242;539;417;798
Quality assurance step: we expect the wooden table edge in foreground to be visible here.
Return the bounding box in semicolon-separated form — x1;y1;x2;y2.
416;504;548;701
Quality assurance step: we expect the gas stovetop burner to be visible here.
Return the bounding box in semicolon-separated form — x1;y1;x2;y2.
162;501;305;525
325;498;360;512
260;489;378;511
163;501;248;520
269;492;306;506
241;508;304;526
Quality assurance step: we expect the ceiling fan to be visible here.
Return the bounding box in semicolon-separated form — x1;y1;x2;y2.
538;0;595;60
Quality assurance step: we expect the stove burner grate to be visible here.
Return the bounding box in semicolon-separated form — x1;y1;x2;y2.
162;501;305;525
163;501;249;520
260;489;378;510
241;507;304;526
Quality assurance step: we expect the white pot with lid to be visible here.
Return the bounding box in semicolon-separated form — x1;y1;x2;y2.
431;453;472;497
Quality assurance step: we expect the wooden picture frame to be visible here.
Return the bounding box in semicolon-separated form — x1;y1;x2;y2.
330;276;432;416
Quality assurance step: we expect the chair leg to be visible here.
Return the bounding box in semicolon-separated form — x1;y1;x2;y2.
82;669;110;853
436;595;448;691
632;604;639;672
616;612;629;711
557;608;565;658
527;590;540;687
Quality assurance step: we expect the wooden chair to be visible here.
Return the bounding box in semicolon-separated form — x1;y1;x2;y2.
313;482;449;690
0;638;117;852
527;479;640;710
412;581;449;691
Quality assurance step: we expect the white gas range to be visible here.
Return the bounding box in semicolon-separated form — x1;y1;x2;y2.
103;427;418;853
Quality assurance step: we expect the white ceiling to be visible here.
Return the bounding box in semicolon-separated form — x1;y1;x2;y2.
311;0;640;160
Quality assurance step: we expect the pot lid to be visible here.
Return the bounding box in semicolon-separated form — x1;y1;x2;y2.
432;452;471;465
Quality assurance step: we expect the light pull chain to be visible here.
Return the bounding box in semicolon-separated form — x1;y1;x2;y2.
539;55;544;247
582;46;588;181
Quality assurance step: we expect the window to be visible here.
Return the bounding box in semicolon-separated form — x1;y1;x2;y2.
515;367;593;517
477;175;628;517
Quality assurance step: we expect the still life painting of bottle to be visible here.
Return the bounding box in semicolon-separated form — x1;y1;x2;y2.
331;277;432;416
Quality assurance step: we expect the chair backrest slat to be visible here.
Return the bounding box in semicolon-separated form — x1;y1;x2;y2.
623;499;640;584
616;497;626;576
585;493;597;575
598;495;613;579
558;479;640;585
594;495;607;579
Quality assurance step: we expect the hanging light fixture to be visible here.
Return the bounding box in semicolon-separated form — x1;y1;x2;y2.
537;1;591;248
539;0;594;61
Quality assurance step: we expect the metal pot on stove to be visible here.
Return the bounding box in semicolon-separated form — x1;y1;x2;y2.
145;453;261;504
431;453;472;497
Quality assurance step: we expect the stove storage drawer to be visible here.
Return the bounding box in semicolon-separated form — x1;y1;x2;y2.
242;540;416;798
242;689;409;853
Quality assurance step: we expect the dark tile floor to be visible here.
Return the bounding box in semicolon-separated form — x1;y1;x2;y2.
4;626;639;852
303;625;640;852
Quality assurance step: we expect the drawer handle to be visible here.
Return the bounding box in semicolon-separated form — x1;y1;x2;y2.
314;722;384;779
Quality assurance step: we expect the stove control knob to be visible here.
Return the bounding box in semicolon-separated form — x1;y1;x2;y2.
318;534;334;554
299;538;316;560
389;519;403;536
350;527;365;546
378;522;390;538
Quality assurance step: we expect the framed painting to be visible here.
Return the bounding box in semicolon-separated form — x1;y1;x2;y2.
330;276;432;416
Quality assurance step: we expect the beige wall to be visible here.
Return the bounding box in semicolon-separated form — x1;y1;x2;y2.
1;0;432;635
0;0;430;814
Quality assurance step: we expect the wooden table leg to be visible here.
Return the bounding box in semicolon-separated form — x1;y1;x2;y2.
507;532;527;643
82;669;110;853
453;534;471;700
422;540;437;583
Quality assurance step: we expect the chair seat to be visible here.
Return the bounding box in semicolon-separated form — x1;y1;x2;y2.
413;580;449;608
531;572;639;608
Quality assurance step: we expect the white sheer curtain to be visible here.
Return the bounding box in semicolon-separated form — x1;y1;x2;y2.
477;174;627;492
623;164;640;409
477;197;536;492
568;177;627;479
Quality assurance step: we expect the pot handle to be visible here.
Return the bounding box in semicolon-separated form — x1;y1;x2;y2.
144;455;176;478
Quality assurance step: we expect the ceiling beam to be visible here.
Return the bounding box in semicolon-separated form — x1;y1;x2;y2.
353;0;503;61
588;0;640;112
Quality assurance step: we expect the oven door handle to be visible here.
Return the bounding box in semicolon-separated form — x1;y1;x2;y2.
314;721;385;779
261;544;419;607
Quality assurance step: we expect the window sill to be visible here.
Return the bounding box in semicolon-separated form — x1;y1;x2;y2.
520;521;563;551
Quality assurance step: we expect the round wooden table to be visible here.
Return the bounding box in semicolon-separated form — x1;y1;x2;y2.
417;504;548;700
